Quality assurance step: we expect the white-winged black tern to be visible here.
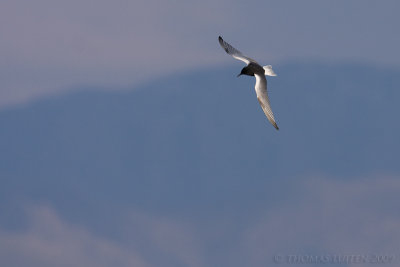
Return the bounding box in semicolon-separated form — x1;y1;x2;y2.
218;36;279;130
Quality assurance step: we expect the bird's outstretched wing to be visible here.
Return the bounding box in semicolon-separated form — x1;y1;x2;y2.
254;73;279;130
218;36;257;65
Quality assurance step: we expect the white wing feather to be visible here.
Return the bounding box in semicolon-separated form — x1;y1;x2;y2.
218;36;257;65
254;74;279;130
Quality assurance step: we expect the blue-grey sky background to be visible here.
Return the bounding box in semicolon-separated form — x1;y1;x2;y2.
1;0;400;107
1;1;400;267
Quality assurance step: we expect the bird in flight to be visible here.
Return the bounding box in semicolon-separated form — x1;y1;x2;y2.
218;36;279;130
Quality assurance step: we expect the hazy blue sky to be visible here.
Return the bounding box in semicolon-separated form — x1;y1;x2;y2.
1;1;400;266
1;0;400;107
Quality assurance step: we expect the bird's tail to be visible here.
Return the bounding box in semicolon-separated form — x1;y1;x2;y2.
263;65;277;76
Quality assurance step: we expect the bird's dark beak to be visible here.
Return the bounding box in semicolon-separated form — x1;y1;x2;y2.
237;73;242;77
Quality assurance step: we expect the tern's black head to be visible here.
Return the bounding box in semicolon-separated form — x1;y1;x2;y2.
237;66;254;77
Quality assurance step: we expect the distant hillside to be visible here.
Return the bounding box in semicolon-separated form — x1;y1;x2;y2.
1;63;399;226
